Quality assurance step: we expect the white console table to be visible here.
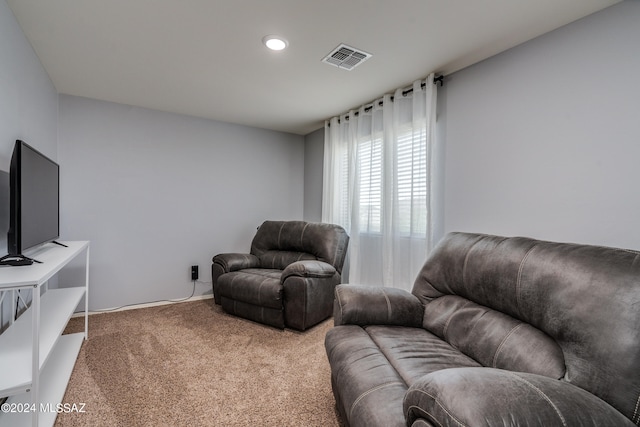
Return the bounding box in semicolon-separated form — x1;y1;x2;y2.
0;241;89;427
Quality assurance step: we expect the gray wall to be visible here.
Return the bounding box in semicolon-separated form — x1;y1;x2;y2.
303;127;324;222
0;0;58;329
0;0;58;232
58;95;304;310
441;1;640;250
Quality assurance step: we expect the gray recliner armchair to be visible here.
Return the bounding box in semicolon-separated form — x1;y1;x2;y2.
212;220;349;331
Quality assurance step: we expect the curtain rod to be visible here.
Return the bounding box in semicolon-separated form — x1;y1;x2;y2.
334;75;443;121
403;75;443;94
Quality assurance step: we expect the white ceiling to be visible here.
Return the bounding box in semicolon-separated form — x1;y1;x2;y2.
7;0;620;135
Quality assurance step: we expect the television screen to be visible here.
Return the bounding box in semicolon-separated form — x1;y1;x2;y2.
0;170;8;255
7;140;60;256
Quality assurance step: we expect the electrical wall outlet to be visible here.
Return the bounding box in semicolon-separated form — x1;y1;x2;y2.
191;265;199;281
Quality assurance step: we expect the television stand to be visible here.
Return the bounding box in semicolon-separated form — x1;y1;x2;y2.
51;241;68;248
0;241;89;427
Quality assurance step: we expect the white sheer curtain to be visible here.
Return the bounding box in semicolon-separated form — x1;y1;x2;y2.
322;74;437;290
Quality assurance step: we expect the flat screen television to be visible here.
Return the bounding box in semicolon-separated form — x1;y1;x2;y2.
3;140;60;263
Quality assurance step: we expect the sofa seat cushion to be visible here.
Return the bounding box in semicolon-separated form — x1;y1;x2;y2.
216;268;283;309
364;325;482;386
325;325;481;427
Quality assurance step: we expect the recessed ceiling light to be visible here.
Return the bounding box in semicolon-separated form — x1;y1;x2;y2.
263;35;288;51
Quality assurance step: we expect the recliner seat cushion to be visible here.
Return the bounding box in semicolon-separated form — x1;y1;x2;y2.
217;268;283;309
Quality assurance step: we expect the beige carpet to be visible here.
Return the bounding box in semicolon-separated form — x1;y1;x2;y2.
56;298;342;426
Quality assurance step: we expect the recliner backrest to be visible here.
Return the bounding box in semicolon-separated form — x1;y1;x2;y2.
412;232;640;422
250;220;349;273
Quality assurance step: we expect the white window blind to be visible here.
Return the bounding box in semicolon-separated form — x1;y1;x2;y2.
346;127;427;236
396;125;427;236
358;134;383;233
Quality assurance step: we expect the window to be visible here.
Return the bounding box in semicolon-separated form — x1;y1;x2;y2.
338;126;427;237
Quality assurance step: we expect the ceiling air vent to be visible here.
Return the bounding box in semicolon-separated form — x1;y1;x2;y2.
322;44;372;71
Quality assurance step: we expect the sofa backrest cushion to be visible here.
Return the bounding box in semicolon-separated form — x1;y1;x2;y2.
423;294;565;379
250;220;349;273
413;232;640;422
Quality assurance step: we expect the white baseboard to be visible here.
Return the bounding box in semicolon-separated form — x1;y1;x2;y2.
72;293;214;318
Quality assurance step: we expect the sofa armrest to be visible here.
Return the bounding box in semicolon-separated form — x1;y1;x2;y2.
212;253;260;273
404;367;635;427
282;260;336;280
333;284;423;327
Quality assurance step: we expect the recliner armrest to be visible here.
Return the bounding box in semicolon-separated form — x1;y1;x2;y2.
404;367;635;427
281;260;340;331
212;253;260;273
282;260;336;280
333;284;423;327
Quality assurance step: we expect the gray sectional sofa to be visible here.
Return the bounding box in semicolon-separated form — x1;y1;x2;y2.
325;232;640;427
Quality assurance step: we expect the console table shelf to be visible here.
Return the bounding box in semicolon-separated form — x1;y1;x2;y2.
0;241;89;427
